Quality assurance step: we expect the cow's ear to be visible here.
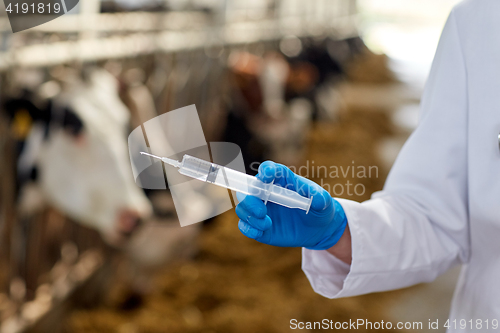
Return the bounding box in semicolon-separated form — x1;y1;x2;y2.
3;99;38;140
3;99;23;120
3;98;44;121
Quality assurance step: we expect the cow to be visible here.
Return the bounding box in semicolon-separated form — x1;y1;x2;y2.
4;69;152;246
2;68;201;313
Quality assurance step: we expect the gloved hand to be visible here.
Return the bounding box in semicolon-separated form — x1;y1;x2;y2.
236;161;347;250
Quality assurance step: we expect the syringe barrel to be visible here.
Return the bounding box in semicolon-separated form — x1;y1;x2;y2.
178;155;312;212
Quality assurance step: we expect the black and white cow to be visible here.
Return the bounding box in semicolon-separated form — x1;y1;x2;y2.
4;69;152;246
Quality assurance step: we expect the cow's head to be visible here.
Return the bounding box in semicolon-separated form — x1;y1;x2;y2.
5;69;152;246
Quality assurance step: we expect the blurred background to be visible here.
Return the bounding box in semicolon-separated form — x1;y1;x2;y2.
0;0;462;332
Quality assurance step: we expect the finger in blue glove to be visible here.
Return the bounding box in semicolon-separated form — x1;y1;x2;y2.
235;161;347;250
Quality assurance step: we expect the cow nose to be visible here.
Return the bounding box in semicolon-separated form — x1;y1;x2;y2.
117;209;143;237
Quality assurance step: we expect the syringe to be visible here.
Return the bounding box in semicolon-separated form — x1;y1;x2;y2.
140;152;312;213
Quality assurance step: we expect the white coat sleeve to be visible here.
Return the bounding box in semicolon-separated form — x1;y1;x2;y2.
302;8;470;298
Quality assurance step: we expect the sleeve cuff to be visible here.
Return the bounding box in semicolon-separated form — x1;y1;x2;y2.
301;198;361;298
302;248;350;298
302;197;461;298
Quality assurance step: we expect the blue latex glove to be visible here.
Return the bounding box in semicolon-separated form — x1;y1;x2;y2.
236;161;347;250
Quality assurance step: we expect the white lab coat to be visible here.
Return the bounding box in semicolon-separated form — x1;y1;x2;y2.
302;1;500;331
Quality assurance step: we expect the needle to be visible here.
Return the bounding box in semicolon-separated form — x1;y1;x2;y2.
140;152;163;161
140;152;181;168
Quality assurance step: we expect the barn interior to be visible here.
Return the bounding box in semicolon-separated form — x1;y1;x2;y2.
0;0;461;332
